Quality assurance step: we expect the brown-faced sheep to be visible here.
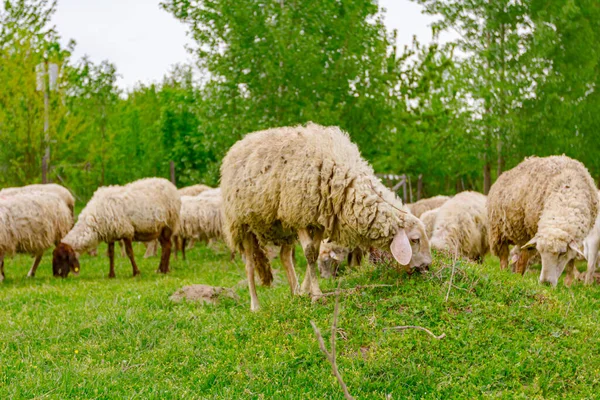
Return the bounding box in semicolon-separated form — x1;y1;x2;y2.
419;207;440;239
487;155;598;286
317;241;363;278
429;191;488;261
53;178;180;278
408;195;451;218
0;192;75;280
0;183;75;215
221;123;432;311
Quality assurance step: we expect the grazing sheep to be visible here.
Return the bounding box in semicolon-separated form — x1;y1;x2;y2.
488;155;598;286
176;188;224;260
52;178;180;278
419;207;440;239
583;191;600;284
408;195;451;218
0;183;75;215
221;123;431;311
429;191;488;261
509;245;541;273
317;241;363;278
0;192;75;280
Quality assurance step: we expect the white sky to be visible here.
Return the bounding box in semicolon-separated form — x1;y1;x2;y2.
53;0;439;90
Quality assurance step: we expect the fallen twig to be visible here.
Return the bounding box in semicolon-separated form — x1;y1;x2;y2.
445;247;459;302
384;325;446;340
310;281;355;400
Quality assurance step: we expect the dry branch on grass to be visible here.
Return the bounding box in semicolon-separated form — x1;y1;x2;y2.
383;325;446;340
310;282;355;400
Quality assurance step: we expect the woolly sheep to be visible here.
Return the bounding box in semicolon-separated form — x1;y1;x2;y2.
487;155;598;286
408;195;451;218
178;184;213;197
221;123;431;311
0;191;75;280
509;245;541;273
583;191;600;284
419;207;440;239
53;177;181;278
0;183;75;215
429;191;488;261
176;188;224;260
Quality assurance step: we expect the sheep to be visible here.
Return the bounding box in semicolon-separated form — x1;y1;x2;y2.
419;207;440;239
176;188;224;260
407;195;451;218
487;155;598;286
509;245;541;273
178;184;213;197
52;177;180;278
0;191;75;280
221;123;432;311
0;183;75;215
318;241;363;278
429;191;488;261
583;191;600;284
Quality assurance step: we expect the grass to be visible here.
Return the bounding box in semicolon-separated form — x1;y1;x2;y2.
1;242;600;399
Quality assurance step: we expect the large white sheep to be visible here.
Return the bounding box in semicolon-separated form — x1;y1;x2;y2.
583;191;600;284
178;184;213;197
488;155;598;286
429;191;488;261
53;178;180;278
176;188;224;260
0;191;74;280
407;195;451;218
221;123;431;311
419;207;440;239
0;183;75;215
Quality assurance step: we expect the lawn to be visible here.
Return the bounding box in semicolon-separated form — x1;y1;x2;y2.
1;242;600;399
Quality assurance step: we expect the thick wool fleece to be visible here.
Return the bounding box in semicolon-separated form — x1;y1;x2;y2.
0;183;75;214
0;192;73;257
220;123;423;252
430;191;488;260
178;184;213;197
419;207;440;239
62;178;180;252
408;195;451;218
488;155;598;255
179;188;223;242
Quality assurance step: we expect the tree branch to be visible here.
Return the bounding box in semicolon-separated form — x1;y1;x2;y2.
384;325;446;340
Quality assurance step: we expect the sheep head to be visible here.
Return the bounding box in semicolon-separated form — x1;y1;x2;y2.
52;243;80;278
391;215;431;273
523;237;583;286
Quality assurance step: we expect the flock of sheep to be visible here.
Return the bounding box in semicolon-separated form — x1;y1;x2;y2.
1;123;598;312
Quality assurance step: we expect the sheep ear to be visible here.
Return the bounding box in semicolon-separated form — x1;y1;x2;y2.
330;251;339;261
390;229;412;266
521;237;537;250
569;241;586;260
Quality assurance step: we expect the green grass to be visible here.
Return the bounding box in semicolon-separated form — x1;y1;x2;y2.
1;243;600;399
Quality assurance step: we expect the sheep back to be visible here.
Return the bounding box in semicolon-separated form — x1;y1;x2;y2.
408;195;451;218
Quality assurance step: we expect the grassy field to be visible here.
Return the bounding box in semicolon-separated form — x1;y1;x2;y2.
1;242;600;399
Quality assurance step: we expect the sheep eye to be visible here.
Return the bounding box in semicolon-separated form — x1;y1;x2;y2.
410;238;420;245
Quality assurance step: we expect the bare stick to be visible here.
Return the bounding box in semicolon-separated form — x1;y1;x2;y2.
445;247;459;302
310;281;355;400
384;325;446;340
368;180;407;214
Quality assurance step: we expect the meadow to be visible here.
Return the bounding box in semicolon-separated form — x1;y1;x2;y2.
1;241;600;399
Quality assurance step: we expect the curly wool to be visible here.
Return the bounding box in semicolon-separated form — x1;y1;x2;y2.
408;195;451;218
0;183;75;214
221;123;423;252
430;191;488;260
178;188;223;242
0;192;73;257
178;184;213;197
62;178;180;253
488;155;598;255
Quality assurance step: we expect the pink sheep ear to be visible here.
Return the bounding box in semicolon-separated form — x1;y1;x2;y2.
390;229;412;266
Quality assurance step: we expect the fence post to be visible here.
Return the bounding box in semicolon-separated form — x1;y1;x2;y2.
170;161;176;185
417;174;423;200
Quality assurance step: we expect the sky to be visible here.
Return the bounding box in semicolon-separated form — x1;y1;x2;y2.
53;0;440;90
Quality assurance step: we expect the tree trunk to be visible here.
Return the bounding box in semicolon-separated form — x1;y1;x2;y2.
417;174;423;200
170;161;176;185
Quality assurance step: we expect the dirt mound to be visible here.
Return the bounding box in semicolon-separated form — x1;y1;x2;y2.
170;284;239;304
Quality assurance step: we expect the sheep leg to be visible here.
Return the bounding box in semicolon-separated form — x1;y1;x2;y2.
124;238;141;277
515;250;531;276
498;243;509;271
298;228;324;299
157;228;172;274
27;254;43;278
108;241;116;278
119;240;126;258
585;239;600;285
564;258;576;287
0;254;4;282
181;238;187;261
280;243;300;296
143;240;157;259
242;233;260;311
